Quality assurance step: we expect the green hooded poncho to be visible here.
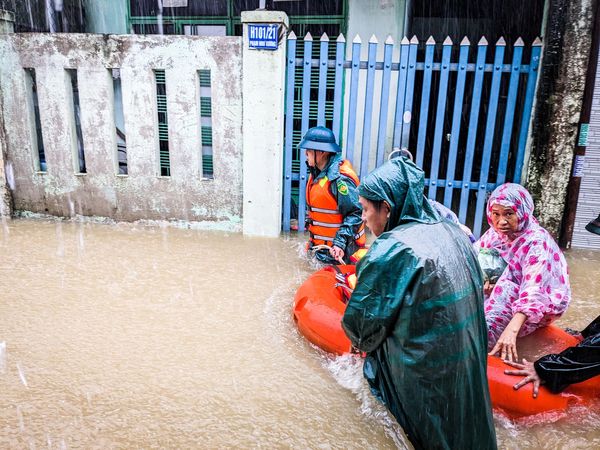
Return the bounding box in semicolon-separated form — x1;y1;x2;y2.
341;158;496;450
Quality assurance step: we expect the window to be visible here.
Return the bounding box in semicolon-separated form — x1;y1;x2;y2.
154;70;171;176
66;69;86;174
24;68;46;172
111;69;128;175
128;0;347;36
199;70;214;178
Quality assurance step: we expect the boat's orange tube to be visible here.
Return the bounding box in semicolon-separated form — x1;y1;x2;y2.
293;265;354;355
293;266;600;418
488;327;600;417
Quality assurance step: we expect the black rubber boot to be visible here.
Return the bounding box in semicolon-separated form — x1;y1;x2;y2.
585;214;600;235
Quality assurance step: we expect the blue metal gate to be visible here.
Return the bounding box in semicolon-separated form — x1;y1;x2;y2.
282;32;542;238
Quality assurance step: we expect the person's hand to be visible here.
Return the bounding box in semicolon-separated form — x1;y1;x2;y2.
503;358;543;398
489;328;518;362
488;312;527;362
483;280;494;297
330;245;345;264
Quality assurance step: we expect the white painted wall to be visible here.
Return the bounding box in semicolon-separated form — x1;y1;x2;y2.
0;32;244;230
83;0;127;34
347;0;406;47
343;0;407;176
0;9;15;217
241;10;288;237
0;11;292;236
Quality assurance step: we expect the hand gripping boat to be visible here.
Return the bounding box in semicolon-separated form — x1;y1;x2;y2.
487;328;600;417
292;265;600;418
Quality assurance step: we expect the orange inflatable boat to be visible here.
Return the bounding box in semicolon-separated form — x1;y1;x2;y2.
292;265;600;418
293;265;355;355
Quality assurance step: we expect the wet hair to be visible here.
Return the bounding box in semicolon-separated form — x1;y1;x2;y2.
370;199;386;211
363;197;386;212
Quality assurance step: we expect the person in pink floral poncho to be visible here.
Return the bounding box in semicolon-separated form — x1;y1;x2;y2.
476;183;571;362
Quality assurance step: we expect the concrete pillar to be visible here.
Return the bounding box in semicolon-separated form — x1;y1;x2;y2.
0;9;15;218
241;10;288;237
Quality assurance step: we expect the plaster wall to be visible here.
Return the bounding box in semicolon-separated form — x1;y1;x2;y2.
241;11;288;237
0;9;14;217
83;0;128;34
347;0;405;47
0;32;243;229
343;0;406;174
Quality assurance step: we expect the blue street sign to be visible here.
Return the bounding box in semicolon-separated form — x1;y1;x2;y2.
248;24;279;50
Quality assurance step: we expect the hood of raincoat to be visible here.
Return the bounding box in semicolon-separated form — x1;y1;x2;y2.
486;182;536;233
357;158;441;231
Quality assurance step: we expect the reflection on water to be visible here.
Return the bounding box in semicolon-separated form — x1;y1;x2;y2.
0;219;598;449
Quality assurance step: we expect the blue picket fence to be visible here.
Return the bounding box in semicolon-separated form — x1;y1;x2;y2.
282;32;542;238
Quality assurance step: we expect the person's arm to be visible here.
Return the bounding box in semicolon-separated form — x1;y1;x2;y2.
331;175;363;257
534;333;600;393
491;239;559;364
504;332;600;395
511;239;561;327
489;312;527;362
581;315;600;338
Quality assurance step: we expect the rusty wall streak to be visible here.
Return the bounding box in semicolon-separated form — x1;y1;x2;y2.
526;0;595;238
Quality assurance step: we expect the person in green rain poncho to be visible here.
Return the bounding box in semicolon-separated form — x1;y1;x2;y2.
342;157;496;450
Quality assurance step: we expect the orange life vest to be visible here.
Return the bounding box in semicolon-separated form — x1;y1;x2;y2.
306;160;366;249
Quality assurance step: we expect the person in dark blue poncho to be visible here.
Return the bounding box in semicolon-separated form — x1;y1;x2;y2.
341;157;497;450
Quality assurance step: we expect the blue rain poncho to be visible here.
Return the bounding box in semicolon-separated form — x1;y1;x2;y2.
341;158;496;450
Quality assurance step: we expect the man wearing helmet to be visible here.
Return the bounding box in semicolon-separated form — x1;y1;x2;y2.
299;126;366;264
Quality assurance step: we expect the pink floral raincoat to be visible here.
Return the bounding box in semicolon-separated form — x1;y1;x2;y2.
475;183;571;348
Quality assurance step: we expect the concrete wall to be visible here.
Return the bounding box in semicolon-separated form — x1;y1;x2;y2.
347;0;405;46
0;32;244;229
83;0;127;34
0;9;14;217
241;11;288;237
343;0;406;172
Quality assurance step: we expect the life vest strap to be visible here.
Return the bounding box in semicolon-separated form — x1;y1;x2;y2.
310;219;343;228
309;233;335;243
308;206;339;214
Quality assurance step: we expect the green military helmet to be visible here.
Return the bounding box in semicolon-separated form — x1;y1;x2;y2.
298;126;341;153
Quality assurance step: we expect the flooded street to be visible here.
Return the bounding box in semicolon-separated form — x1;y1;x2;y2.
0;219;400;449
1;219;599;449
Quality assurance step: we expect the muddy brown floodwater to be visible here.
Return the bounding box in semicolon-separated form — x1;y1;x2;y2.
0;219;598;449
